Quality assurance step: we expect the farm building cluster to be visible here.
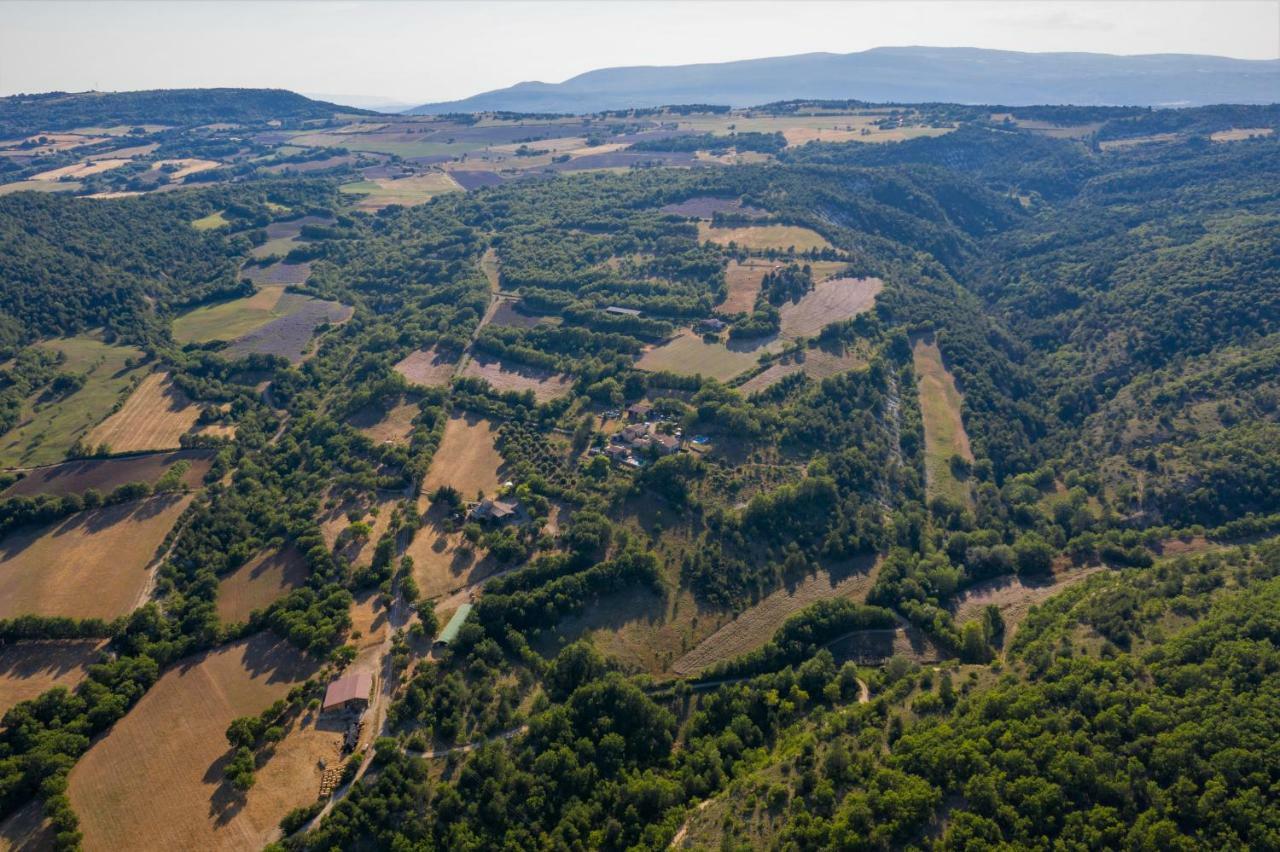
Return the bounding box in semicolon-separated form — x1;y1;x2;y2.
595;408;684;469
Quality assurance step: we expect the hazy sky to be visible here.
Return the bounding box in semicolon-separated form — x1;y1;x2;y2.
2;1;1277;105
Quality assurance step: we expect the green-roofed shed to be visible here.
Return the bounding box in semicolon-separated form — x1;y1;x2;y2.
434;602;473;647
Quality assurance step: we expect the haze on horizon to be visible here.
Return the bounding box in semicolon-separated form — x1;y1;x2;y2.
1;0;1277;106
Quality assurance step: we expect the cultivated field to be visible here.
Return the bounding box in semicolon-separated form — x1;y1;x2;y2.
216;547;309;624
0;494;193;620
86;371;235;452
636;330;765;381
339;173;462;210
422;415;506;499
458;354;574;403
0;639;106;716
777;276;882;339
393;347;458;387
29;158;130;181
720;260;779;314
222;299;352;363
240;261;312;286
737;345;867;395
149;158;220;180
0;180;81;196
913;337;973;506
171;285;307;343
673;112;954;145
660;197;768;219
697;222;832;253
66;633;322;852
349;399;420;444
2;449;213;498
1210;127;1274;143
0;336;145;467
672;557;879;676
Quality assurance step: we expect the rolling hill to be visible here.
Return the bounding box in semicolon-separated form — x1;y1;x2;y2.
407;46;1280;114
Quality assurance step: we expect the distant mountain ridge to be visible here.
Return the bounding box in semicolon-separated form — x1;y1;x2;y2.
0;88;369;138
406;46;1280;114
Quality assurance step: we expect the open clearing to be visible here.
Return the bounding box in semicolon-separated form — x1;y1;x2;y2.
393;347;458;387
951;565;1105;644
737;345;867;395
216;547;309;624
672;557;879;676
0;494;192;620
86;371;235;452
339;173;462;210
0;639;107;716
913;337;973;506
637;330;764;381
674;112;954;145
698;222;832;253
3;449;213;498
422;415;505;499
406;513;502;602
778;276;882;339
459;354;574;402
349;399;419;444
0;336;145;468
172;285;308;344
67;633;323;852
720;260;779;314
191;210;229;230
30;158;130;181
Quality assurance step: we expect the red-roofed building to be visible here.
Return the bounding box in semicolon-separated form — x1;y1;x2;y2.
323;671;373;713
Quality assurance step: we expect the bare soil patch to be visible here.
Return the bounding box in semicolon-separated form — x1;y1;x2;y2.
0;494;193;620
393;347;458;388
3;449;212;498
0;639;107;716
672;556;879;676
87;372;234;452
216;547;310;624
458;354;573;403
67;633;321;852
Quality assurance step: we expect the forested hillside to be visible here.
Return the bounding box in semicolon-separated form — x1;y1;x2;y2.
0;89;363;138
0;100;1277;851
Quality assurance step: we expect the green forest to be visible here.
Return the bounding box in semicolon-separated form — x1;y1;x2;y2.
0;96;1277;851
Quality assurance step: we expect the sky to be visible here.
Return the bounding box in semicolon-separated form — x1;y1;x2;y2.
2;1;1277;106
